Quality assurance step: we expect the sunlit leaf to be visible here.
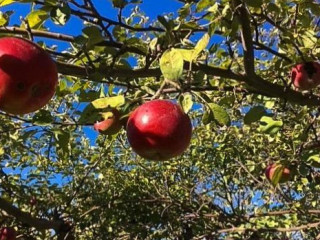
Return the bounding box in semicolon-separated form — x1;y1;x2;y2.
92;95;125;109
50;3;71;26
179;93;193;114
0;0;15;6
160;48;184;81
25;10;48;29
193;33;210;59
259;116;283;135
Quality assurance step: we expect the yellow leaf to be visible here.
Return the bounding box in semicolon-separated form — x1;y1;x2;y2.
193;33;210;59
92;95;125;109
25;10;48;29
0;0;15;7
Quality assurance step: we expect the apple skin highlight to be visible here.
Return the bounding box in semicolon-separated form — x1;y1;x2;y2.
126;100;192;161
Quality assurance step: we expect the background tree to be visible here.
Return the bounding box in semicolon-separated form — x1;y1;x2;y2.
0;0;320;239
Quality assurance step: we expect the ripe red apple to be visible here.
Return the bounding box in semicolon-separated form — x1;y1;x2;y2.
0;227;16;240
291;61;320;90
94;110;123;135
265;163;291;184
126;100;192;161
0;37;58;114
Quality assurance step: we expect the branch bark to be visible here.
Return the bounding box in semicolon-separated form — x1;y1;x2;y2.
233;0;255;77
0;27;146;56
0;198;65;232
55;60;320;107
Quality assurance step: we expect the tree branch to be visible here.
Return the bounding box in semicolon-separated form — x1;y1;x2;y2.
0;27;146;56
253;40;292;63
55;60;320;107
0;198;65;231
233;0;255;77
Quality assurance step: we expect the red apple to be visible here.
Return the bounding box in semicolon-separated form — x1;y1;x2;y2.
0;227;16;240
126;100;192;161
30;196;37;206
94;110;123;135
0;37;58;114
265;163;291;184
291;61;320;90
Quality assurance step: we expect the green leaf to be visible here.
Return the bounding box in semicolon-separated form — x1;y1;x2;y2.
307;154;320;168
21;129;37;141
193;33;210;59
25;10;48;29
178;3;191;18
218;96;235;108
0;147;4;156
160;48;184;81
208;3;219;14
53;129;70;156
92;95;125;109
202;108;212;125
244;106;266;125
259;116;283;135
208;103;230;126
83;26;104;47
149;38;158;52
126;37;148;55
0;11;12;26
157;15;170;30
32;110;54;126
309;2;320;15
78;107;100;124
50;3;71;26
196;0;214;12
300;29;317;49
43;0;56;6
79;96;125;124
179;93;193;114
79;90;100;102
176;49;195;62
112;25;127;42
111;0;128;8
245;0;263;8
299;164;310;177
267;3;280;14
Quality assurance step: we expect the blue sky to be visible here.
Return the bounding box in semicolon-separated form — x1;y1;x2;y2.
3;0;183;40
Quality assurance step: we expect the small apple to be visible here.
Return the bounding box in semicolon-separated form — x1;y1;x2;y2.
291;61;320;90
0;37;58;114
0;227;16;240
126;100;192;161
94;110;122;135
30;196;37;206
265;163;291;185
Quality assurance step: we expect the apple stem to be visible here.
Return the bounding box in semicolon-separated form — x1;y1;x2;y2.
20;17;34;41
151;79;168;100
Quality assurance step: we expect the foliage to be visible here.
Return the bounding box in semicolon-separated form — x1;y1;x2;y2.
0;0;320;239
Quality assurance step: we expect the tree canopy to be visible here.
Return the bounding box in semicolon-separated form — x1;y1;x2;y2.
1;0;320;239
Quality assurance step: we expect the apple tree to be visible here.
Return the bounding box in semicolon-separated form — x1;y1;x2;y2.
1;0;320;239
